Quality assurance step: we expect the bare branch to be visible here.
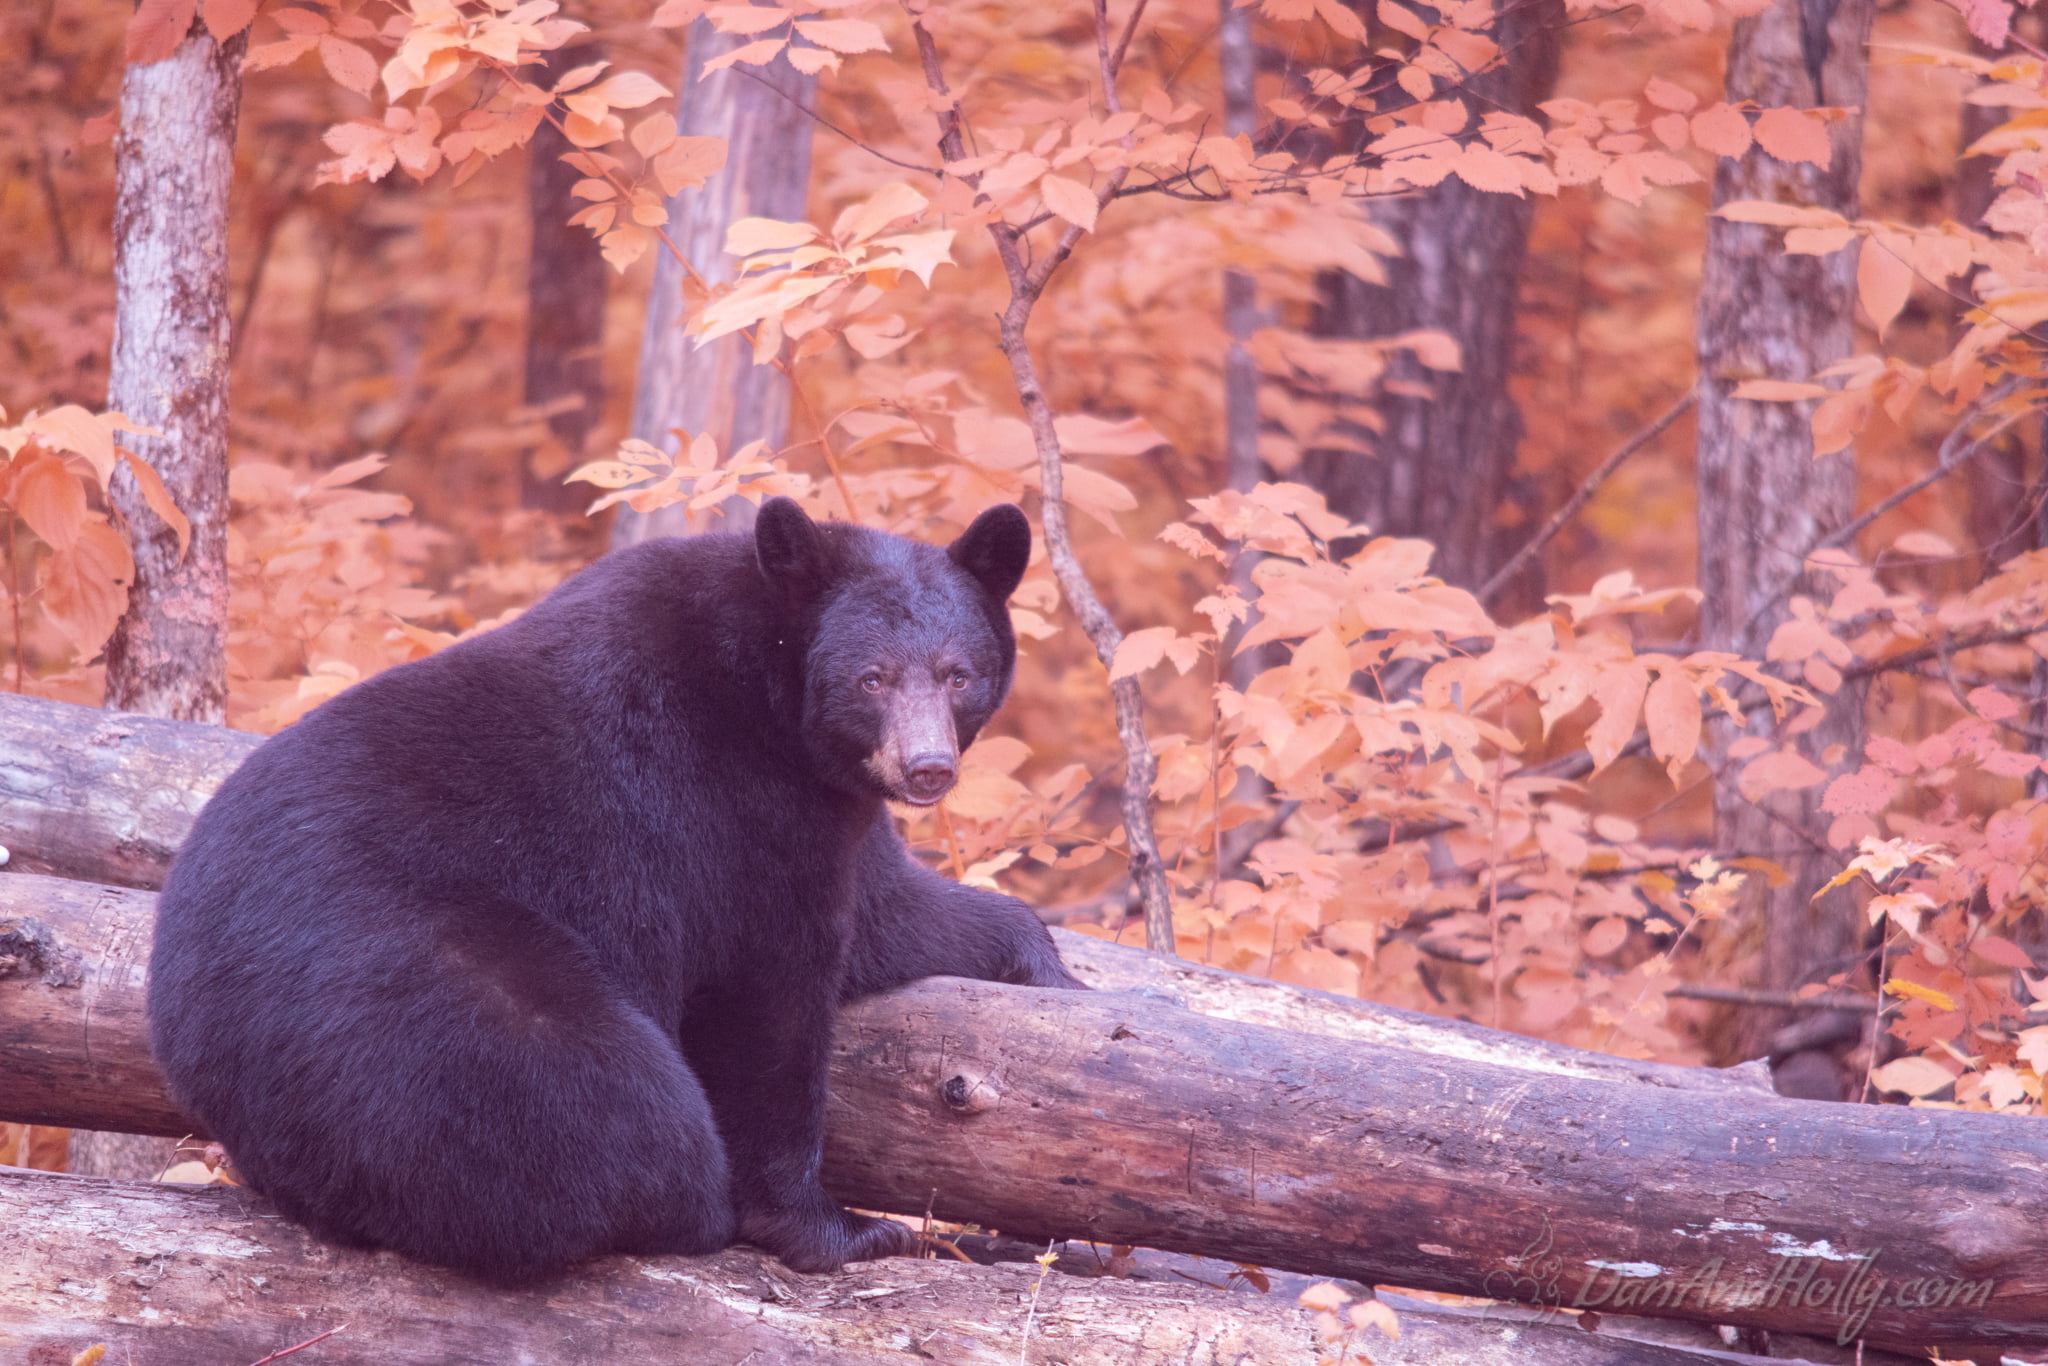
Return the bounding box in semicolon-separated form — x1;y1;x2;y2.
908;4;1177;953
1479;391;1696;607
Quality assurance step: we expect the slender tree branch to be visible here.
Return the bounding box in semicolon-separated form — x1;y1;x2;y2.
1108;0;1152;81
1479;391;1696;607
908;4;1177;954
1735;380;2030;638
1668;984;1879;1012
728;66;941;174
1808;383;2029;559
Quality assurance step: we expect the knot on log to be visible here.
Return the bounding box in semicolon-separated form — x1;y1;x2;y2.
938;1069;1000;1115
0;916;84;987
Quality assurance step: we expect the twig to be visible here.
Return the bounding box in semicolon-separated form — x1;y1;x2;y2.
1018;1241;1058;1365
1842;626;2044;683
1668;984;1878;1012
1478;392;1696;607
729;63;942;176
1808;384;2029;559
1738;381;2029;645
1107;0;1151;82
241;1325;347;1365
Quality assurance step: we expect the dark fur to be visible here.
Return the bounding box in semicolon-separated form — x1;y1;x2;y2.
148;500;1083;1283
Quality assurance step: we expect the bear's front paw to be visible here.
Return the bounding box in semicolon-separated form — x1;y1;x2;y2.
741;1200;919;1273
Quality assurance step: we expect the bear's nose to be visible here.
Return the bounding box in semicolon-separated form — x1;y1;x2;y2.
903;753;957;803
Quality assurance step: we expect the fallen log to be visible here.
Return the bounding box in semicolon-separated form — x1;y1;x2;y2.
2;1168;1865;1366
0;690;1768;1096
2;871;2043;1351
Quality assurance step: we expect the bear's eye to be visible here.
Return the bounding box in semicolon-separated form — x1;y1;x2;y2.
947;669;971;692
860;673;884;694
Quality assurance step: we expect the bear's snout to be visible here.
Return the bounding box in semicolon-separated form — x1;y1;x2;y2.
903;752;958;804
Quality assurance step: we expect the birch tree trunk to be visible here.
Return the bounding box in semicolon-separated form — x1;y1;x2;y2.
101;17;243;724
1694;0;1874;1075
1299;0;1562;605
82;11;247;1183
611;28;815;546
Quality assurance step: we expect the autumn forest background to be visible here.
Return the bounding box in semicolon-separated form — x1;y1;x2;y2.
4;0;2048;1181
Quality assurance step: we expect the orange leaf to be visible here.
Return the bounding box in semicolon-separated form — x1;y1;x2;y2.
39;520;134;660
119;449;192;564
201;0;256;41
724;216;818;256
1857;232;1913;340
1690;103;1752;157
1820;766;1893;816
319;36;378;96
1869;1055;1955;1099
27;405;125;485
1738;749;1826;802
1752;107;1831;167
1110;625;1196;681
127;0;197;65
1643;75;1697;113
702;37;788;73
1973;936;2036;970
1810;389;1869;456
785;46;839;75
1583;917;1630;956
653;136;728;196
11;450;89;551
1586;661;1649;772
1452;145;1526;195
1644;670;1702;784
1312;0;1369;38
583;72;671;110
707;3;792;34
1039;173;1099;231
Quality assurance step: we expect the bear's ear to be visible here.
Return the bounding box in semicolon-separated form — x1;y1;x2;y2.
756;497;828;606
948;503;1031;602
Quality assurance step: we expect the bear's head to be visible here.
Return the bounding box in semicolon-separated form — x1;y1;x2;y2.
755;497;1030;806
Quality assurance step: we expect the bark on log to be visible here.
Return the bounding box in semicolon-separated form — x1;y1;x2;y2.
0;693;253;889
0;1169;1863;1366
2;872;2043;1350
0;690;1769;1094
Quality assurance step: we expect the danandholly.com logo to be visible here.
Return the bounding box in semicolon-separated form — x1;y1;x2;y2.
1483;1219;1993;1346
1572;1249;1992;1345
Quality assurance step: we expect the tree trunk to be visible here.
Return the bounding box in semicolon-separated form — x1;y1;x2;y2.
0;689;1772;1093
101;17;243;724
1299;0;1562;605
5;872;2046;1351
85;13;246;1182
520;44;611;517
1693;0;1874;1075
611;26;816;546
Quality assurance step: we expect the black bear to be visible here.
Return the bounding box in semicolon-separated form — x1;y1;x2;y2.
148;498;1084;1282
